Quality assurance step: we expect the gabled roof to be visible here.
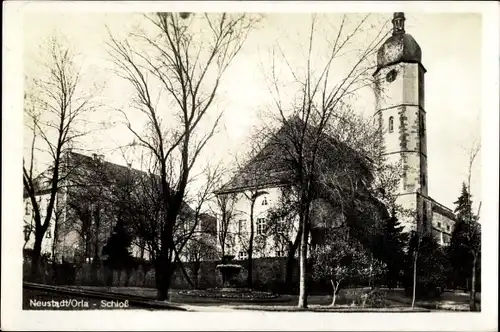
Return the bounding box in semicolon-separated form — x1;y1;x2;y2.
216;116;374;196
428;196;456;221
24;151;196;217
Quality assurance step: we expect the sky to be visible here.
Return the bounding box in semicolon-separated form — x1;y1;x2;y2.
22;9;482;212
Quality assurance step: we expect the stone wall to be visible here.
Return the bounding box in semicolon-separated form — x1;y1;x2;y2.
23;257;299;294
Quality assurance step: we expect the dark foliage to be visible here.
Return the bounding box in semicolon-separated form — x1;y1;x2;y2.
403;232;449;299
372;212;407;288
447;183;481;291
102;221;134;271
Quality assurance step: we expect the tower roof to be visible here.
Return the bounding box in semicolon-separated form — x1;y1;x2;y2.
374;13;423;75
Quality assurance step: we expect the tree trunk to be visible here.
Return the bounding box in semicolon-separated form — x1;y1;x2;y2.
106;267;114;287
93;205;101;263
285;251;296;292
175;255;194;289
155;204;179;300
470;252;478;311
52;218;59;263
140;242;145;260
194;260;200;289
30;233;43;281
412;250;418;309
285;226;302;293
124;269;130;287
297;214;308;308
155;256;172;300
247;199;256;288
330;279;338;306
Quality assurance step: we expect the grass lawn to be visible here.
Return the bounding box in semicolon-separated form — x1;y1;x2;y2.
226;304;429;312
65;286;479;311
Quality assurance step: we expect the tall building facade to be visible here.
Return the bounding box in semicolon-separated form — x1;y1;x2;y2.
374;12;455;241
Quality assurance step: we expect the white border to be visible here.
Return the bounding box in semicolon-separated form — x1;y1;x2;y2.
2;1;499;331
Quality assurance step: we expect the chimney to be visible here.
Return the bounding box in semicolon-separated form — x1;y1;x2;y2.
127;162;132;169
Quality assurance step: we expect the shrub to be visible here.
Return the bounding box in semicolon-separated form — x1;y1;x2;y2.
339;287;371;306
364;289;388;308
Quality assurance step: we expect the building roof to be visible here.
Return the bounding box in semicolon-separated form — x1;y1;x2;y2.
374;12;424;75
24;151;198;217
216;116;374;197
24;151;148;197
428;196;456;221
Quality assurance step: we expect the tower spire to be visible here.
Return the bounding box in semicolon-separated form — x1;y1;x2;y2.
392;12;406;35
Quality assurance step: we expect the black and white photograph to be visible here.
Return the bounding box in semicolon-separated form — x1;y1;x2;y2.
2;1;498;331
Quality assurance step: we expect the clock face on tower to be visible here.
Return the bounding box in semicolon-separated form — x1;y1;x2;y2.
386;69;398;83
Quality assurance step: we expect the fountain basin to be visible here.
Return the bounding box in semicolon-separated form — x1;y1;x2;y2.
178;288;279;300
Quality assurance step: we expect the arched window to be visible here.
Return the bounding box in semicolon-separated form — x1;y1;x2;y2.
388;116;394;133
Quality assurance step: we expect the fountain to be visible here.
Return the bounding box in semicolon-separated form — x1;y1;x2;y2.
216;260;243;289
178;255;278;301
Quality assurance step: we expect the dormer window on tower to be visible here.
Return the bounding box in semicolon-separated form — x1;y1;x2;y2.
392;12;406;35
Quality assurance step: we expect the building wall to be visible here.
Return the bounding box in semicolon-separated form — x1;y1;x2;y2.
431;208;455;246
219;187;350;260
23;193;57;256
394;193;417;232
375;61;429;233
221;186;300;260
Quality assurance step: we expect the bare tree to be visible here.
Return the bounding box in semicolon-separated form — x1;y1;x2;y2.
230;149;271;288
265;186;301;290
461;138;481;202
462;139;481;311
184;236;218;288
174;162;223;259
260;14;390;307
107;12;258;299
212;191;237;259
23;36;101;277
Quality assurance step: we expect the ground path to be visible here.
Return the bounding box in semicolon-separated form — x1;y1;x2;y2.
24;283;477;312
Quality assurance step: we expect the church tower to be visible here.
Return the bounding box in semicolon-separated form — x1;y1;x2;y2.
374;13;431;233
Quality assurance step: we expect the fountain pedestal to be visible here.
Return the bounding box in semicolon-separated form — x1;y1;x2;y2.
216;263;242;288
178;255;277;300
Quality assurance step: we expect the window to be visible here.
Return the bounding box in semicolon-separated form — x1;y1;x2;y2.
388;116;394;133
262;196;268;206
256;218;266;235
238;251;247;260
225;243;233;255
46;231;51;239
276;249;285;257
238;219;246;234
446;225;450;232
437;222;442;228
25;203;30;216
386;69;397;83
